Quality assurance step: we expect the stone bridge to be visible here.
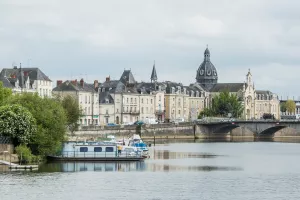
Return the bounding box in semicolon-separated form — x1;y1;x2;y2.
195;120;300;137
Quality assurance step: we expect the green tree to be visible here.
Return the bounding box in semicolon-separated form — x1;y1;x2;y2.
0;81;12;106
0;104;37;145
286;99;296;113
280;102;287;112
59;95;82;134
199;91;244;118
9;93;67;156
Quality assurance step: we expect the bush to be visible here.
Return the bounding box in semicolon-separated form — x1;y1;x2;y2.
15;145;33;164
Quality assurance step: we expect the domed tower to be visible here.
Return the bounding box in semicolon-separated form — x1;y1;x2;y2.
196;47;218;91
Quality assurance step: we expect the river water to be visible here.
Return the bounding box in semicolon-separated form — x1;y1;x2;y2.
1;139;300;200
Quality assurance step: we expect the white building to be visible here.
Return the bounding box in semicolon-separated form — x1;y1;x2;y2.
52;79;100;125
0;66;52;97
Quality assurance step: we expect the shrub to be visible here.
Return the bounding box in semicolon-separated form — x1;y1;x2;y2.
15;145;33;164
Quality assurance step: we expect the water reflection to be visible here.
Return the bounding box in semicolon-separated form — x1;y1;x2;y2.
39;161;146;172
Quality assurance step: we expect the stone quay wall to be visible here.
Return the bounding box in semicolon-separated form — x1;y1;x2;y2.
69;123;195;141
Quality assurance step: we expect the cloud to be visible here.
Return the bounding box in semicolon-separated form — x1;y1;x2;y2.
0;0;299;98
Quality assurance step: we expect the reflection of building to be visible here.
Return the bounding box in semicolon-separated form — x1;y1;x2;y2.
0;65;52;98
195;47;280;119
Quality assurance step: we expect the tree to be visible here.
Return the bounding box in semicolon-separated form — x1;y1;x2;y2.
280;102;287;112
0;104;37;145
0;81;12;106
285;100;296;114
58;95;82;134
9;93;67;156
198;91;244;118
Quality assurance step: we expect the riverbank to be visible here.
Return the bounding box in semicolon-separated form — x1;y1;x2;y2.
68;123;300;141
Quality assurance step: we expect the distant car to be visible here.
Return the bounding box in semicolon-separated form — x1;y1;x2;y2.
134;121;144;125
107;123;117;126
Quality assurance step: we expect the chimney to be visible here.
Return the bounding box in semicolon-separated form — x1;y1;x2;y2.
106;76;110;82
57;80;63;87
94;80;99;89
80;78;84;87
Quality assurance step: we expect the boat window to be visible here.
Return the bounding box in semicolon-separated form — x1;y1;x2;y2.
80;147;88;152
94;147;102;152
105;147;114;152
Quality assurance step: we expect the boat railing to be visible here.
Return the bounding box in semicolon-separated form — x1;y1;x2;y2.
60;151;143;158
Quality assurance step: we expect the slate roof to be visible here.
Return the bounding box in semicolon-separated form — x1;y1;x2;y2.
150;64;157;82
53;80;96;92
255;90;273;95
99;91;114;104
119;70;136;85
0;76;14;88
210;83;246;92
0;68;51;82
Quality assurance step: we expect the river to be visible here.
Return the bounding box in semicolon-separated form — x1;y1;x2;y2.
1;139;300;200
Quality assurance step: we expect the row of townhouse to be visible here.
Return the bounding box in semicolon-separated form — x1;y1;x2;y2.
0;48;281;123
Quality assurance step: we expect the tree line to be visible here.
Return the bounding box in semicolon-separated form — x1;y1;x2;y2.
0;82;81;163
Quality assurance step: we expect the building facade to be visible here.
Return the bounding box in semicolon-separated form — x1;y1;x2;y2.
0;66;52;97
196;48;280;119
52;79;100;125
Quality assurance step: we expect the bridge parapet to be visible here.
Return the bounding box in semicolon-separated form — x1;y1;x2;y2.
195;120;300;136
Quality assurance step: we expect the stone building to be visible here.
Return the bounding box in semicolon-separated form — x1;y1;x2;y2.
195;47;280;119
0;65;52;97
52;79;100;125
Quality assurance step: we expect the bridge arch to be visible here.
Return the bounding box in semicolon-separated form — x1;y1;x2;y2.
258;126;287;136
213;124;240;134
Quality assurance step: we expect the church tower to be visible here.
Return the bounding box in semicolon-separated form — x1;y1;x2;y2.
151;61;157;83
196;47;218;91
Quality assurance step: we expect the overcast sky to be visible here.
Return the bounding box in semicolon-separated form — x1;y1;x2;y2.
1;0;300;99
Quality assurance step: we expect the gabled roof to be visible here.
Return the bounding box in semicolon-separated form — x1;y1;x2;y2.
210;83;245;92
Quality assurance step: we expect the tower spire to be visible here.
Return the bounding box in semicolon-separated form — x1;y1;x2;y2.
151;60;157;83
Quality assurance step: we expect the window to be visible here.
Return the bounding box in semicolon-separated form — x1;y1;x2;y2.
151;99;153;104
85;96;87;103
80;147;88;152
141;98;143;103
159;96;161;101
135;98;137;103
147;99;148;104
134;107;136;112
131;98;133;103
173;98;175;102
127;98;128;103
178;110;181;114
130;107;132;112
127;107;128;112
141;107;144;114
94;147;102;152
105;147;114;152
117;109;119;113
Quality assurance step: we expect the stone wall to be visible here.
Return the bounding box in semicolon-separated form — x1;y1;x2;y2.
69;123;195;141
0;144;13;154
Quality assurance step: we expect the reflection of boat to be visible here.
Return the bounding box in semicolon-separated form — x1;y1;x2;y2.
127;134;149;158
40;161;146;172
47;141;144;161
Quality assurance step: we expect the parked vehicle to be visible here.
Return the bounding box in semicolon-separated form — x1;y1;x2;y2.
144;118;158;124
134;121;144;125
107;123;117;126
